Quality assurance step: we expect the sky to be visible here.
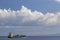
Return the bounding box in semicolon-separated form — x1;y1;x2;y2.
0;0;60;36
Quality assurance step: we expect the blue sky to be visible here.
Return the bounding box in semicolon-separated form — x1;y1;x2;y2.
0;0;60;13
0;0;60;36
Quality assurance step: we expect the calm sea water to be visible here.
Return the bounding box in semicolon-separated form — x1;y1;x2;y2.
0;36;60;40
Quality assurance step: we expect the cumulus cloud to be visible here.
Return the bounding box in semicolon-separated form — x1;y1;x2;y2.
0;6;60;26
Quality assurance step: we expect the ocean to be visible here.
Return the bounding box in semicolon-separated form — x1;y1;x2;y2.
0;36;60;40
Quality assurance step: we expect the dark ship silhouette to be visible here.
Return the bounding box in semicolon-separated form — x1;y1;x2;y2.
8;32;26;38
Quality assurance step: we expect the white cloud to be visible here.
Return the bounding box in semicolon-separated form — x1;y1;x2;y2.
0;6;60;26
0;6;60;36
54;0;60;2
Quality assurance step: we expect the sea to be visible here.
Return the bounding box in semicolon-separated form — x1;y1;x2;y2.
0;36;60;40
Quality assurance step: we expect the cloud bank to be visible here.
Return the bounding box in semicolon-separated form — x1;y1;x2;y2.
0;6;60;36
0;6;60;26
